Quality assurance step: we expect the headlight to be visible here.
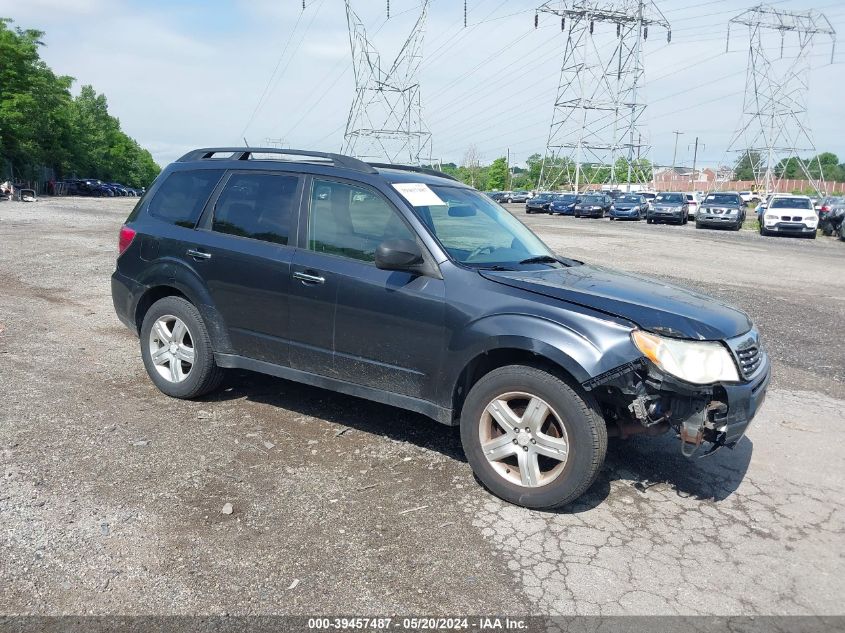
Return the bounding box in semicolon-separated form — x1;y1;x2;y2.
632;330;740;384
766;214;778;220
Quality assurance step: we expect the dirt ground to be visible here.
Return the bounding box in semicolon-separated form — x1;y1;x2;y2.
1;197;843;617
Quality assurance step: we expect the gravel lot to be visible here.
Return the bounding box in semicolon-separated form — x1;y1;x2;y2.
1;197;843;617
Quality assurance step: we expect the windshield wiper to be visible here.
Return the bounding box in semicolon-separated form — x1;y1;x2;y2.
518;255;560;266
475;264;514;271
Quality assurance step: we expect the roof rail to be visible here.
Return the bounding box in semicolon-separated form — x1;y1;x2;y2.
176;147;378;174
367;162;460;182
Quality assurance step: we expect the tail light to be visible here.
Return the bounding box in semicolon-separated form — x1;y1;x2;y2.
118;225;137;255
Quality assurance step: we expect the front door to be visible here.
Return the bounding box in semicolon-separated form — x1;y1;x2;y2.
288;177;446;400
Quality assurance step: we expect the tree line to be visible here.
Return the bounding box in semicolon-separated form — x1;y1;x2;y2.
0;19;160;188
431;148;655;191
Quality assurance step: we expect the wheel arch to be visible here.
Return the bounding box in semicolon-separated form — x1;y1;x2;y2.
133;261;233;354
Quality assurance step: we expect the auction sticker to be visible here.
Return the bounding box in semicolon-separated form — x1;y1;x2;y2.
392;183;446;207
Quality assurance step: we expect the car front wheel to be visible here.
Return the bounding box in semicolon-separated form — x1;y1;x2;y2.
460;365;607;509
140;296;224;399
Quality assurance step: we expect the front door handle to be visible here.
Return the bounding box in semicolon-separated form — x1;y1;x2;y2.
186;249;211;260
293;271;326;285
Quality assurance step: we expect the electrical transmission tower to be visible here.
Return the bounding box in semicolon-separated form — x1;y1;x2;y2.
342;1;432;165
725;5;836;194
536;0;670;191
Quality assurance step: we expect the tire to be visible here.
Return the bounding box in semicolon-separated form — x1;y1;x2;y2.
808;231;817;240
695;220;703;229
646;218;653;224
574;213;580;219
733;220;742;231
140;296;224;399
460;364;607;510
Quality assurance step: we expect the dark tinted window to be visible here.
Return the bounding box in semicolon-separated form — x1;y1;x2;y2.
307;179;414;263
148;170;223;228
212;173;299;245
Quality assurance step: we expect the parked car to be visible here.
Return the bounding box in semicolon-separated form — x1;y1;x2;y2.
112;147;771;510
574;194;612;218
525;193;555;213
818;197;844;224
759;195;818;238
549;193;579;216
738;191;759;205
486;191;507;203
647;192;689;225
608;194;646;221
506;190;531;203
640;191;657;211
695;192;745;231
685;192;701;219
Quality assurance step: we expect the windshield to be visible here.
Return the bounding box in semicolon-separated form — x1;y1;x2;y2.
408;185;556;268
704;193;741;205
641;192;656;199
581;196;603;204
554;194;577;202
617;195;642;203
771;197;812;210
533;194;553;201
655;193;684;203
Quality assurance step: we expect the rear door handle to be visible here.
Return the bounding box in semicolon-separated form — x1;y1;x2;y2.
293;271;326;285
186;249;211;260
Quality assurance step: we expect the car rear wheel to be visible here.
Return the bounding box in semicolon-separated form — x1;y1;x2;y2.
140;296;224;399
460;365;607;509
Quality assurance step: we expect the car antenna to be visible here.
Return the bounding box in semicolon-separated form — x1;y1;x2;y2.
243;137;250;148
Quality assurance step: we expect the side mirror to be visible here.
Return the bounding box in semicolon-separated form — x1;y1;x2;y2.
375;238;424;272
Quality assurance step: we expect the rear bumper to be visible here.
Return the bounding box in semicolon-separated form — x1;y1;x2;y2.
111;269;143;334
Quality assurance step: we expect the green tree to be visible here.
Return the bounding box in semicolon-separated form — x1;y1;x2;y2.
487;157;508;190
734;151;762;181
0;19;159;187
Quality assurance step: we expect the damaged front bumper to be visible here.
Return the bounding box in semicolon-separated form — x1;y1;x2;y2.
584;345;771;457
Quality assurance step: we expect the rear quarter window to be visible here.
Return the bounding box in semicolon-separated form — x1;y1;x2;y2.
147;170;224;227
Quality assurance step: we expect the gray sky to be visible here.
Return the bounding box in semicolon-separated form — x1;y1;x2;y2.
5;0;845;169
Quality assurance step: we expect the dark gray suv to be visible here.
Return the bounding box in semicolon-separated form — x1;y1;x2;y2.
112;148;770;509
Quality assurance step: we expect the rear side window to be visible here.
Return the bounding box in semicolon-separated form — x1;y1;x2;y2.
148;170;223;228
212;173;299;245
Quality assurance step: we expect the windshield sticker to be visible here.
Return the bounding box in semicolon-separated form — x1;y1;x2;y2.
392;183;446;207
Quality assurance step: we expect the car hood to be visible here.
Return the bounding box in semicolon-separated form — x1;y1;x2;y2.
480;264;752;340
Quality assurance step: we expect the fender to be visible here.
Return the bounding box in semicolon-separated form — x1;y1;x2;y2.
439;311;640;406
136;257;234;354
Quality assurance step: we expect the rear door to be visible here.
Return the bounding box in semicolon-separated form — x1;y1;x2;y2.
287;176;446;399
189;170;303;365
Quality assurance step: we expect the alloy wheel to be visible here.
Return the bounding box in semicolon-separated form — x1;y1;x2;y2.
148;315;195;383
478;392;570;487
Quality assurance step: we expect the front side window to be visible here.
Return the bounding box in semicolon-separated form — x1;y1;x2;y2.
148;169;224;227
307;179;415;263
406;185;554;268
212;173;299;245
